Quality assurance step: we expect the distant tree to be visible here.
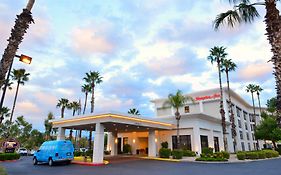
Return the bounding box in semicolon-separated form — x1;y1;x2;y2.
254;85;263;114
10;69;30;122
56;98;70;118
267;97;277;115
128;108;140;115
44;112;54;140
26;129;44;150
164;90;193;149
81;84;91;114
0;107;10;124
246;84;257;118
16;116;32;147
207;46;228;151
70;101;80;116
255;115;281;149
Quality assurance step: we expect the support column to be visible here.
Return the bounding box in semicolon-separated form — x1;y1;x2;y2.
109;132;117;156
57;127;65;140
192;126;201;154
148;130;156;157
93;123;104;164
199;101;204;113
209;130;214;151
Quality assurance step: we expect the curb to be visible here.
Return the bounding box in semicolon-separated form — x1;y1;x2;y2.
72;160;109;166
140;157;180;162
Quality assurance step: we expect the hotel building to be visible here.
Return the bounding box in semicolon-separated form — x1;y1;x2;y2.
52;87;263;164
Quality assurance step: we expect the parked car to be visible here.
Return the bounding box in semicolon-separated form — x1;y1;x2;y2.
17;148;28;156
29;149;36;156
33;140;74;166
79;148;88;152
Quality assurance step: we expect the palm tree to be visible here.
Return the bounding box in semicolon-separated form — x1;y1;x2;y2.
0;107;10;124
254;85;263;115
56;98;70;118
10;69;30;122
221;58;237;149
81;84;91;114
83;71;102;150
207;46;228;151
44;112;54;140
83;71;103;113
214;0;281;126
0;0;35;88
70;101;80;116
164;90;193;149
128;108;140;115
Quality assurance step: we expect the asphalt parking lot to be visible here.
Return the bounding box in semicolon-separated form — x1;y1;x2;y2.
1;156;281;175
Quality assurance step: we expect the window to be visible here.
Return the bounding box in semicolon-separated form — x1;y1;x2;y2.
245;123;248;130
248;143;251;151
252;134;255;141
184;106;190;113
238;120;242;128
247;133;250;140
172;135;192;150
241;142;245;151
200;135;209;150
214;137;219;152
243;111;248;121
123;137;128;145
240;131;243;140
236;107;241;118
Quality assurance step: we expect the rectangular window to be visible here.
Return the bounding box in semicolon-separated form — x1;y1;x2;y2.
243;111;248;121
247;133;250;140
241;142;245;151
172;135;192;150
238;120;242;128
123;137;128;145
252;134;255;141
248;143;251;151
236;107;241;118
184;106;190;113
245;123;248;130
200;135;209;150
214;137;219;152
240;131;243;140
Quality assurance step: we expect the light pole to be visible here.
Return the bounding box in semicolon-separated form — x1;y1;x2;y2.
0;54;32;110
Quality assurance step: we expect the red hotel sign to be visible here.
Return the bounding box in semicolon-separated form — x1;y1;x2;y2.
195;93;221;101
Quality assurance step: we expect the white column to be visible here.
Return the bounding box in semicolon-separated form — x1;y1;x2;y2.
110;132;117;156
199;101;204;113
93;123;104;164
106;132;111;151
57;127;65;140
209;130;214;151
132;132;137;155
148;130;156;157
192;126;201;154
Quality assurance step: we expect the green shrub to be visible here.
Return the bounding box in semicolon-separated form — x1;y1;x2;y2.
257;151;266;159
0;153;20;161
85;149;93;157
172;149;183;159
245;151;259;159
275;147;281;155
74;151;82;157
221;151;230;159
0;165;6;175
196;157;227;161
202;147;213;154
262;150;279;158
161;142;168;149
123;144;132;154
237;152;246;160
159;148;171;158
182;150;196;157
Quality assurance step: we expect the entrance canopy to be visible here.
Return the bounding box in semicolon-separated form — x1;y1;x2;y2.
51;112;175;132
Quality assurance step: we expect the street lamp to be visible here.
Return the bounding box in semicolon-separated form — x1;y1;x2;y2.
0;54;32;110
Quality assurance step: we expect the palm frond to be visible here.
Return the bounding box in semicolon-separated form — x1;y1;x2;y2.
237;3;260;23
214;10;241;30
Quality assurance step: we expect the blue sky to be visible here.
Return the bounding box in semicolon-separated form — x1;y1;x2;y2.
0;0;275;131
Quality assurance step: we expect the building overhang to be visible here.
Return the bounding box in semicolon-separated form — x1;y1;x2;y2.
51;112;175;133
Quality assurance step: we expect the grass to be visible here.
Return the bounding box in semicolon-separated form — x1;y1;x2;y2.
0;165;7;175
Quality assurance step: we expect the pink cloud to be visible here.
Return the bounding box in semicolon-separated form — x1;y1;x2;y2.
238;63;272;80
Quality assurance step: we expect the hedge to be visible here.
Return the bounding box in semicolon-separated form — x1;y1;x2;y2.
159;148;171;158
0;153;20;161
237;150;279;160
182;150;196;157
196;157;227;161
237;152;246;160
172;149;183;159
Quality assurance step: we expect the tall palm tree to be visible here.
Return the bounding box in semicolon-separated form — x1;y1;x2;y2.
207;46;228;151
0;0;35;88
221;58;237;149
10;68;30;122
83;71;103;113
0;107;10;124
128;108;140;115
164;90;193;149
56;98;70;118
70;101;80;116
255;85;263;115
81;84;91;114
83;71;102;150
44;112;54;140
214;0;281;126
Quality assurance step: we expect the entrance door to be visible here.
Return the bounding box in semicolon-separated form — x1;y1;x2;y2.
214;137;219;152
117;138;122;154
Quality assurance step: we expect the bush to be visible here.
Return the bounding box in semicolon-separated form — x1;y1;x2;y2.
196;157;227;161
159;148;171;158
245;151;259;159
172;149;183;159
275;147;281;155
85;149;93;157
221;151;230;159
257;151;266;159
161;142;168;149
74;151;82;157
237;152;246;160
262;150;279;158
182;150;196;157
202;147;213;154
123;144;132;154
0;153;20;161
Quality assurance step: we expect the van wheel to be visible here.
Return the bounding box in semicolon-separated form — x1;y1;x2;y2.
48;158;53;166
33;157;38;165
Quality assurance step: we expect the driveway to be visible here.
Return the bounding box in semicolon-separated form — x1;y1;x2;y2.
1;156;281;175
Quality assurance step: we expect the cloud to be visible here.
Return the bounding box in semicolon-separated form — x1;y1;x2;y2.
238;63;272;81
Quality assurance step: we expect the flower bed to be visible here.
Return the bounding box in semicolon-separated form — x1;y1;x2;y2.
195;148;230;162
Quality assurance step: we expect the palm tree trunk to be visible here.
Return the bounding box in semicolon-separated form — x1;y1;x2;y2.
176;119;180;149
0;6;34;88
26;0;35;11
264;1;281;126
89;131;92;150
83;93;88;114
91;86;95;113
61;107;64;118
226;70;237;150
257;92;262;115
217;59;228;151
72;109;75;116
69;129;73;141
10;81;20;122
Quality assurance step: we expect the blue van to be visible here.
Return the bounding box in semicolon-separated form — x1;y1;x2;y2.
33;140;74;166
